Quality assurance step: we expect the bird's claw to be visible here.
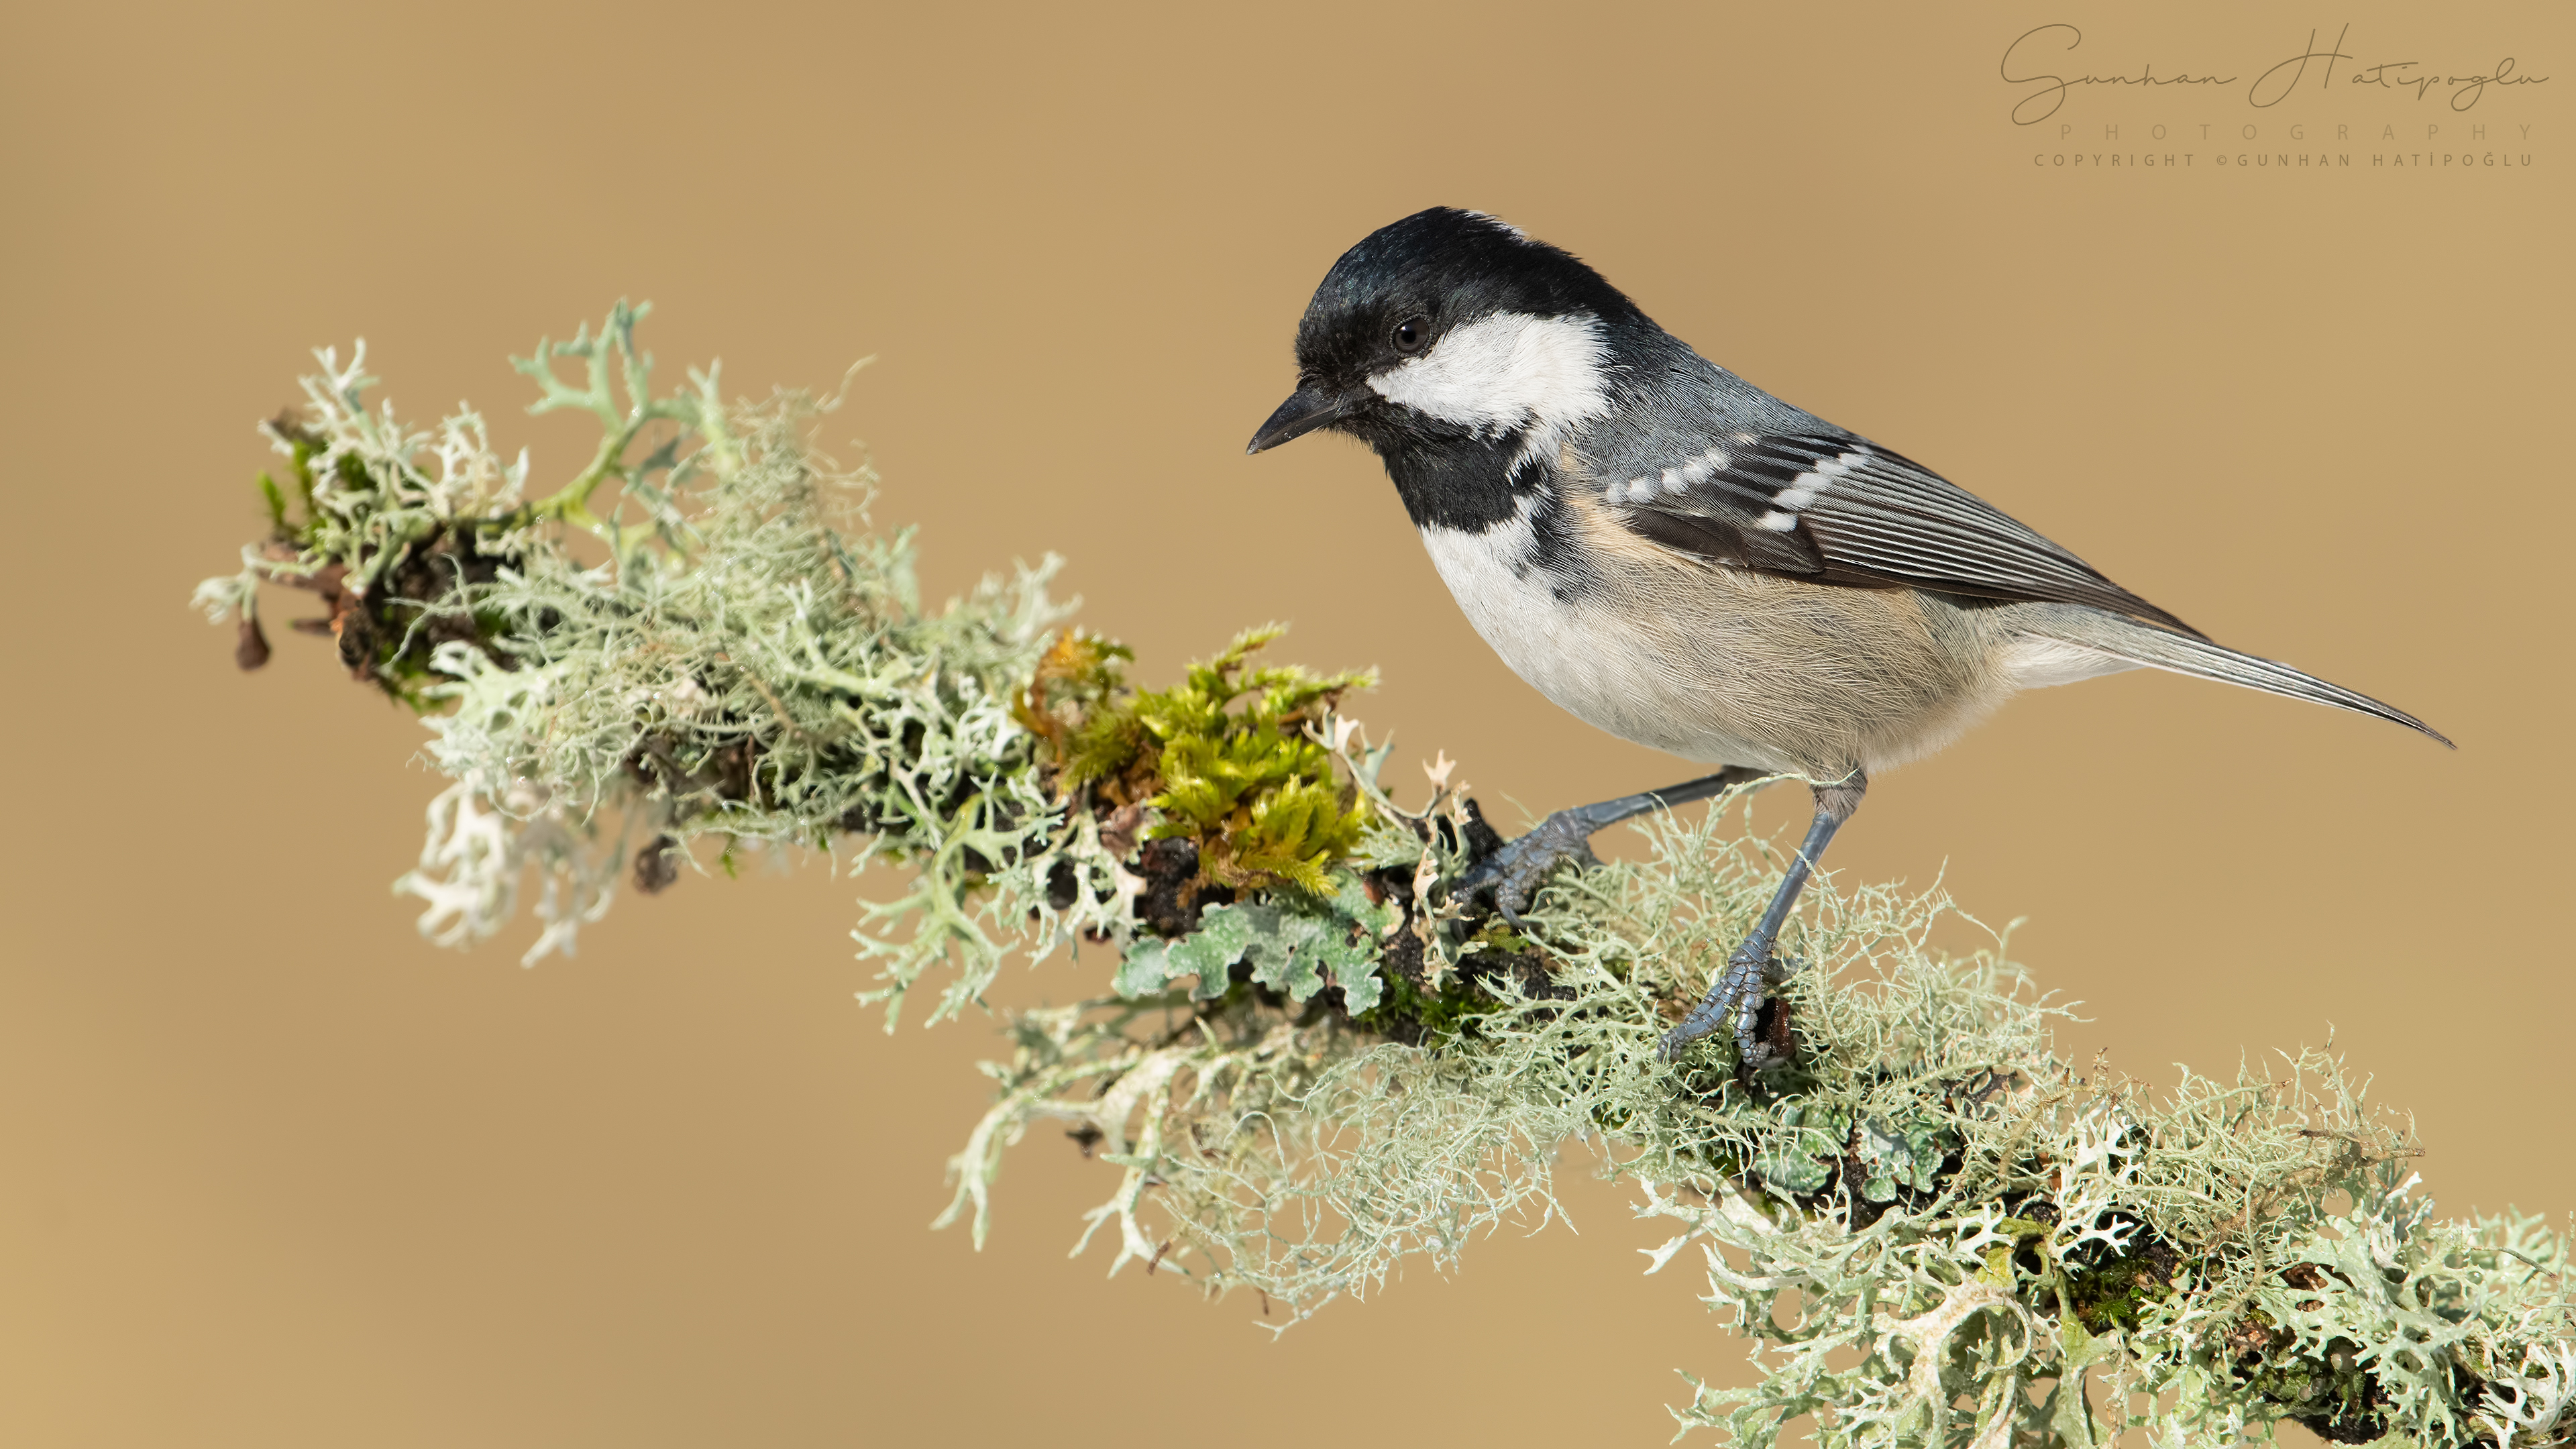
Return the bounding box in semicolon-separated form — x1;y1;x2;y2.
1454;810;1602;926
1660;943;1802;1072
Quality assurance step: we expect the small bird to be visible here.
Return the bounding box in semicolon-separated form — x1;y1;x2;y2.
1245;207;2449;1071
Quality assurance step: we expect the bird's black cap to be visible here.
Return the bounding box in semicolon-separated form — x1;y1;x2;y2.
1293;208;1635;384
1246;208;1641;455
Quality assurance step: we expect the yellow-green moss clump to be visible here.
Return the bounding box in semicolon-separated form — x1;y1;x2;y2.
1024;625;1373;897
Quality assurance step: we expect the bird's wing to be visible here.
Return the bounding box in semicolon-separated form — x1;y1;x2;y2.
1571;425;2200;636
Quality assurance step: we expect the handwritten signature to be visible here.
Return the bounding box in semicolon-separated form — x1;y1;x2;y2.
2003;25;2546;125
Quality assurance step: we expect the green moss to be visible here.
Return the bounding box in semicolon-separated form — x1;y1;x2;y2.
257;470;293;533
1356;957;1499;1041
2062;1244;2174;1336
2235;1328;2384;1442
1014;629;1136;790
1056;625;1374;896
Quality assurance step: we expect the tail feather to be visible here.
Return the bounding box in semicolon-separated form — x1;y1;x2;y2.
2012;606;2454;748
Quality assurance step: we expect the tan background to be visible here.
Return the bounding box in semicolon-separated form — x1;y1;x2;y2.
3;2;2567;1444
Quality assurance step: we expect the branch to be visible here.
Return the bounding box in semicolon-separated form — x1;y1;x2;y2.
194;306;2576;1448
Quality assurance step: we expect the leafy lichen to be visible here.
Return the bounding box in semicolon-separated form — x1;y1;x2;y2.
198;307;2576;1448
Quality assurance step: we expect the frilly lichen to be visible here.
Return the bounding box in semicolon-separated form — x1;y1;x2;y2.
198;307;2575;1448
193;303;1110;1016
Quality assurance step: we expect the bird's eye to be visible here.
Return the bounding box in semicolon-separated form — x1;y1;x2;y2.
1392;315;1430;355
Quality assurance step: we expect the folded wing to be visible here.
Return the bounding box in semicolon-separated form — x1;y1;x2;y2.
1576;425;2200;637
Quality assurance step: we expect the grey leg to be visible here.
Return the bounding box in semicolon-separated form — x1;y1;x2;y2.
1659;771;1867;1070
1458;766;1772;924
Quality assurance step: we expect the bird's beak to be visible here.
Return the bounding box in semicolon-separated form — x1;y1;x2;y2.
1245;384;1358;455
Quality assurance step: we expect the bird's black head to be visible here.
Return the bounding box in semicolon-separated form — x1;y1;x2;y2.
1245;209;1644;496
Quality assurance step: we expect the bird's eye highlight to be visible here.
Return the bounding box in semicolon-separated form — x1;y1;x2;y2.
1392;315;1430;355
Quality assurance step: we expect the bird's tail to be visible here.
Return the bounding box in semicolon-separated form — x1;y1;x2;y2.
2008;604;2454;748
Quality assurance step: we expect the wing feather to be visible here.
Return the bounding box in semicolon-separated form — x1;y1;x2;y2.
1575;425;2199;636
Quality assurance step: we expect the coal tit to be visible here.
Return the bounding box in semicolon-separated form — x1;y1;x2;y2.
1246;207;2449;1071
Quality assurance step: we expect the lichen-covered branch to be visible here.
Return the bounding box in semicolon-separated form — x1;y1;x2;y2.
196;307;2575;1447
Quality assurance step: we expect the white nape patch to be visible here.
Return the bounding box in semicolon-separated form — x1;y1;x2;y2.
2000;635;2142;690
1755;511;1800;531
1366;311;1611;472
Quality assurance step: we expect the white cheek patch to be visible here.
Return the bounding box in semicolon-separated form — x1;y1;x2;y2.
1364;311;1612;447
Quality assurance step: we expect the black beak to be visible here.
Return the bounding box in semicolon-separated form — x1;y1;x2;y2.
1245;384;1357;455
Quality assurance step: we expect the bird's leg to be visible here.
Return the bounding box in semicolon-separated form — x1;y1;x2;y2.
1457;766;1771;924
1660;772;1867;1071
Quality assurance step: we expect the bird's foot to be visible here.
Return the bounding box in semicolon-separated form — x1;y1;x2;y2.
1660;941;1801;1074
1454;809;1603;926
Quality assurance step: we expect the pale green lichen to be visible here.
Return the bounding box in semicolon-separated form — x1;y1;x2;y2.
196;305;1119;1018
199;308;2576;1447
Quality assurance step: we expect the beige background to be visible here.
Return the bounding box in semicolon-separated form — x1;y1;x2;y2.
3;3;2567;1444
